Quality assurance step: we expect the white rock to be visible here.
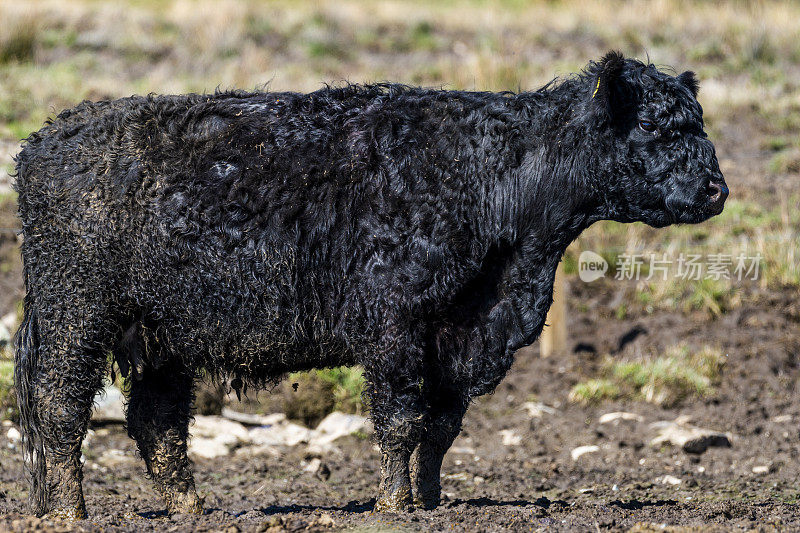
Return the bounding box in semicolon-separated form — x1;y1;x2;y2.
312;412;371;445
256;413;288;425
306;441;338;456
250;421;314;447
0;323;10;347
189;437;231;459
303;458;322;472
752;465;770;474
82;429;95;448
191;415;250;441
571;445;600;461
221;408;286;426
449;446;477;455
188;416;252;458
92;386;126;423
521;401;556;418
499;429;521;446
443;472;470;482
772;414;792;424
1;312;17;332
233;444;280;458
599;412;644;424
6;427;20;441
660;475;682;485
650;420;731;454
96;448;133;467
651;415;693;429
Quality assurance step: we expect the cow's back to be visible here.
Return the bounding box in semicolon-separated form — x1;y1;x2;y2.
15;91;390;376
14;87;498;378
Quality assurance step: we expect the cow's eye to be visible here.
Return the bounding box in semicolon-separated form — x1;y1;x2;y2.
638;120;657;133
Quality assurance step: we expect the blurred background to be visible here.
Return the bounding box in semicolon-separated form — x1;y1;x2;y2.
0;1;798;530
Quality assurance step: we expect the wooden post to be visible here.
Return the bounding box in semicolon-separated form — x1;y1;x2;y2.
540;263;567;358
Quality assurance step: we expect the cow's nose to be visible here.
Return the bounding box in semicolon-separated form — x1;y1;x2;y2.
706;181;728;205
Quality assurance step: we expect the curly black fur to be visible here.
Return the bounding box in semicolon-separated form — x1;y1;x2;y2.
14;51;727;516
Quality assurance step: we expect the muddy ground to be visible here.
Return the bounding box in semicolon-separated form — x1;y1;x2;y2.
0;284;798;531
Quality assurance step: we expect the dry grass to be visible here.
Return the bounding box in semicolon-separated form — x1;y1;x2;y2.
0;0;799;139
565;194;800;318
4;1;796;297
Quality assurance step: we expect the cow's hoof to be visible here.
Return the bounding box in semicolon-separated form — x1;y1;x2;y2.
411;481;441;510
45;505;88;520
374;487;412;513
166;492;204;515
412;495;440;510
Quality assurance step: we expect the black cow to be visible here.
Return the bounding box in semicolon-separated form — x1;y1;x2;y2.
13;51;727;518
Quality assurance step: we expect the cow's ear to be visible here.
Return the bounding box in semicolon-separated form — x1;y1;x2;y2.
677;70;699;97
590;51;626;122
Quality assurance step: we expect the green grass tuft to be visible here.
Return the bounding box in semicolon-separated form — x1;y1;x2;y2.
0;359;17;422
288;366;365;416
312;366;365;414
568;378;620;405
570;345;726;407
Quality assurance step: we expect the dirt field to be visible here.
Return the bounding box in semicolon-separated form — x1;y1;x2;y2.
0;0;799;531
1;291;799;532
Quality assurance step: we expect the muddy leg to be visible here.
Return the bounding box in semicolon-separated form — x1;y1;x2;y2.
373;412;424;513
365;348;426;512
126;359;202;515
410;388;468;509
21;322;108;518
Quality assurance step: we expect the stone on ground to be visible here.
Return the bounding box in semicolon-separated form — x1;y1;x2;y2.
92;386;126;423
599;411;644;424
650;419;731;454
571;445;600;461
189;415;251;458
311;412;371;445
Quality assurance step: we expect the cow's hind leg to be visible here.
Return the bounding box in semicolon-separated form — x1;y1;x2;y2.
15;303;110;518
410;384;468;509
126;355;202;515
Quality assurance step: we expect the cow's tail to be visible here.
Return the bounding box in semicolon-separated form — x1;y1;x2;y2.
14;300;47;516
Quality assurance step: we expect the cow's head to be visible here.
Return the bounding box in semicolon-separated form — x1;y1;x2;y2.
586;51;728;227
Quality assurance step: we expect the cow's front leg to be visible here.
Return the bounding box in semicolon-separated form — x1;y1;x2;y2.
364;340;426;512
410;387;468;509
375;428;417;512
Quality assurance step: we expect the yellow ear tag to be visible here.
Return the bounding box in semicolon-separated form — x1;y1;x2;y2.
592;78;601;98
